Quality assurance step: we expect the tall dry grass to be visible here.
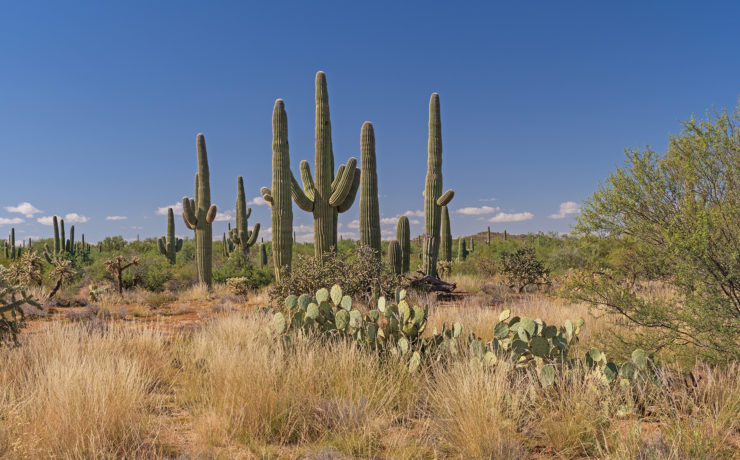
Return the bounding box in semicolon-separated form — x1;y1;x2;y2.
1;287;739;458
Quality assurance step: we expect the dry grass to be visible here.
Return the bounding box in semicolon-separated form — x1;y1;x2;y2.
2;276;739;458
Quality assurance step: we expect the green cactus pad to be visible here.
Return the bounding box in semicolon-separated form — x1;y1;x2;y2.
273;313;286;334
349;309;363;329
377;296;386;312
619;361;637;379
499;309;511;321
530;337;550;357
340;295;352;311
453;322;462;338
306;303;319;320
604;362;618;382
285;295;298;310
398;337;409;355
316;288;329;303
408;351;421;372
330;285;342;305
493;322;509;339
542;325;558;339
631;349;648;369
335;309;350;330
539;365;556;386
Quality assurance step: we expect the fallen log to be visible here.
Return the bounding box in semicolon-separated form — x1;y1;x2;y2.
407;271;457;293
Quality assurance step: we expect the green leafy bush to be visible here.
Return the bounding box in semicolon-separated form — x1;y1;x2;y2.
501;247;549;293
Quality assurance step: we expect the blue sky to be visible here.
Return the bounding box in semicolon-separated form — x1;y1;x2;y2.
2;1;739;243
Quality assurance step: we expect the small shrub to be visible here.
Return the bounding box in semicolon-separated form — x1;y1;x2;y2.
501;247;549;293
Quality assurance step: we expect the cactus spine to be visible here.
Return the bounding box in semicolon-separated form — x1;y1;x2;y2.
158;207;183;264
261;99;293;282
229;176;260;255
396;215;410;273
360;121;381;256
290;72;360;259
422;93;454;277
182;134;217;286
388;240;402;275
440;205;452;262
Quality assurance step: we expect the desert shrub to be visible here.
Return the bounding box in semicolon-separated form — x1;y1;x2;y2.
568;105;740;363
270;245;400;303
130;257;171;292
501;247;549;293
0;269;40;346
213;252;273;288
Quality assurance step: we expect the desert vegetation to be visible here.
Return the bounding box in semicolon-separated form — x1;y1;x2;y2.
2;72;740;458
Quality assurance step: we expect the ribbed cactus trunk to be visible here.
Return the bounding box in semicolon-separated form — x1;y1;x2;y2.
60;219;65;254
259;242;268;268
230;176;260;255
261;99;293;282
457;237;467;262
69;226;75;255
53;216;60;254
440;205;452;262
182;134;217;286
290;72;360;260
360;121;381;256
158;207;182;264
9;228;15;259
388;240;402;275
422;93;454;277
396;215;410;273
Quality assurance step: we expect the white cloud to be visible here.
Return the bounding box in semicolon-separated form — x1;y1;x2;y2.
403;210;424;217
63;213;89;224
36;213;89;225
157;202;183;216
478;197;497;202
248;196;267;206
215;211;233;222
380;217;399;225
348;220;360;229
5;202;41;218
549;201;581;219
456;205;499;216
106;216;127;221
489;212;534;223
0;217;24;225
410;219;420;225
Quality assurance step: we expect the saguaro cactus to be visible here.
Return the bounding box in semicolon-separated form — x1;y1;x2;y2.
158;207;183;264
69;225;75;255
290;72;360;259
360;121;381;255
440;205;452;262
182;134;217;286
8;228;15;259
60;219;65;254
487;226;491;246
422;93;454;277
457;237;468;262
259;242;268;268
261;99;293;282
388;240;402;275
229;176;260;255
53;216;60;254
396;215;410;273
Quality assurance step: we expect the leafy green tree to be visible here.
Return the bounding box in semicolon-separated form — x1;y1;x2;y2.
567;105;740;362
501;246;549;293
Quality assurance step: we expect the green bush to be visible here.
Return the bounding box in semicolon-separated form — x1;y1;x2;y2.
213;253;273;288
501;247;549;293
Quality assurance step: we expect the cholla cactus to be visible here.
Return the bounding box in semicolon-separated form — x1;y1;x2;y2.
104;255;140;295
0;274;40;346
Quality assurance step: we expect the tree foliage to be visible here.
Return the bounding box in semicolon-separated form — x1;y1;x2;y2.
567;105;740;362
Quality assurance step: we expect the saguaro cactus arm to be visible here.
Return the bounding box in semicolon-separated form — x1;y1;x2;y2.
437;190;455;207
328;157;358;207
291;170;315;212
182;196;198;228
336;168;361;213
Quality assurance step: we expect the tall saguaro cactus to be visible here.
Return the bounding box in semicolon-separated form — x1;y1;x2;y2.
440;205;452;262
8;228;15;259
290;71;360;259
60;219;65;254
158;207;183;264
396;215;410;273
261;99;293;282
229;176;260;255
360;121;381;255
388;240;402;275
182;134;217;286
422;93;454;277
53;216;60;254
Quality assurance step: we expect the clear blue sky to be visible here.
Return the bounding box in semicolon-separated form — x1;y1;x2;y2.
2;1;739;243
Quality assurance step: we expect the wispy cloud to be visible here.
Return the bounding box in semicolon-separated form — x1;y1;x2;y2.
478;197;497;202
5;202;41;218
0;217;24;225
456;205;499;216
348;220;360;229
37;213;89;225
248;196;267;206
215;211;233;222
403;210;424;217
489;212;533;223
157;202;183;215
106;216;127;221
380;217;399;225
549;201;581;219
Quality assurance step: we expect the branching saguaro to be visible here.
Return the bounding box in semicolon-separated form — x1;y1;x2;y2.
422;93;454;277
182;134;217;286
158;207;183;264
105;255;140;295
289;71;360;259
229;176;260;255
261;99;293;282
